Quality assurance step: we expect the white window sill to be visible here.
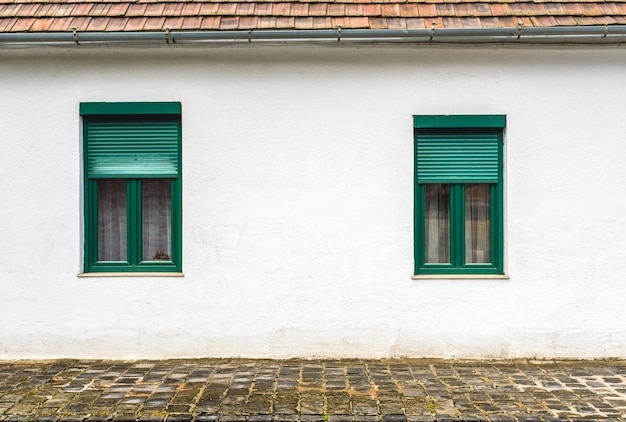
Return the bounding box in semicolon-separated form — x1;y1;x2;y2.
412;274;509;280
78;272;184;278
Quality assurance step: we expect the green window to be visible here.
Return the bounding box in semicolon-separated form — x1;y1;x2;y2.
414;115;504;276
81;102;182;273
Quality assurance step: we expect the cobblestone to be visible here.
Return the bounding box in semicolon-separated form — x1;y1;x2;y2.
0;359;626;421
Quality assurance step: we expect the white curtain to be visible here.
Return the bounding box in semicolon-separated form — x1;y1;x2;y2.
465;183;491;263
424;184;450;263
98;179;127;261
142;178;172;261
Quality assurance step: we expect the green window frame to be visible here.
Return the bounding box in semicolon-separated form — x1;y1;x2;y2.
414;115;504;276
81;102;182;273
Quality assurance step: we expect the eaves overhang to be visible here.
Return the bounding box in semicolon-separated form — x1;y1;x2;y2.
3;26;626;47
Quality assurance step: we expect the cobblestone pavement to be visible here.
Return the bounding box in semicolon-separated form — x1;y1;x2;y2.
1;359;626;421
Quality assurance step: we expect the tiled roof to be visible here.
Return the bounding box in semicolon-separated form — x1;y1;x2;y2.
1;0;626;32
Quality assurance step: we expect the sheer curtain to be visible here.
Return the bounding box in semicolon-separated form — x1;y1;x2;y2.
142;178;172;261
465;183;491;263
98;179;127;261
424;184;450;263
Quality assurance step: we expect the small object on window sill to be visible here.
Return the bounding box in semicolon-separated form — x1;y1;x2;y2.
153;250;170;261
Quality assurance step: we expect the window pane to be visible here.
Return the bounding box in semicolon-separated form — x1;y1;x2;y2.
142;179;172;261
98;179;127;261
424;184;450;263
465;184;491;263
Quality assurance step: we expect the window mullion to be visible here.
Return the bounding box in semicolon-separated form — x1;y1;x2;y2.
127;179;141;266
451;184;465;267
458;184;467;267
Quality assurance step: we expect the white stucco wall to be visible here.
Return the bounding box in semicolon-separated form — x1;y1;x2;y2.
1;44;625;359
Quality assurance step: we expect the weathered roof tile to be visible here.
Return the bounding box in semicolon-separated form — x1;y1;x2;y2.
124;16;147;30
180;15;201;28
11;16;34;30
239;15;258;28
0;17;17;31
105;16;128;30
275;16;294;28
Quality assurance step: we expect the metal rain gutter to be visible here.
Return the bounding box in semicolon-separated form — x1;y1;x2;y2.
2;25;626;46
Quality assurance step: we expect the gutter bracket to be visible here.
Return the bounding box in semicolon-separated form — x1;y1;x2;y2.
248;30;252;42
603;23;608;38
337;25;342;42
430;21;437;42
517;20;523;40
72;26;79;45
165;28;171;44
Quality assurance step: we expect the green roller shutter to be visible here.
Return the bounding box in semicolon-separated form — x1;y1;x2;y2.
415;128;501;184
84;118;180;178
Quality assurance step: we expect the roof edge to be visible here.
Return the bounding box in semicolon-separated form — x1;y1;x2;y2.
2;26;626;47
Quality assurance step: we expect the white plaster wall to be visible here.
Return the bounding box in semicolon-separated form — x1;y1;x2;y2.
1;44;626;359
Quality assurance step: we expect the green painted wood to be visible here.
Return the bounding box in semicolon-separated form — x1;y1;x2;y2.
85;118;180;178
413;116;504;276
80;102;181;116
413;115;505;129
415;129;501;183
83;105;183;274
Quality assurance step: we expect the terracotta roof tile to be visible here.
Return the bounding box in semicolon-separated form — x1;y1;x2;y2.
405;18;427;28
37;4;60;17
294;16;312;27
382;4;399;17
362;4;380;16
239;16;257;27
10;16;34;30
385;17;405;28
201;15;221;28
460;16;481;27
106;16;129;30
273;3;291;16
480;16;503;28
237;3;255;16
0;17;16;31
0;4;18;17
327;4;345;17
28;15;52;30
435;3;454;17
108;3;128;16
163;3;183;16
144;16;165;28
124;16;147;30
368;16;387;28
49;17;73;30
180;16;201;29
312;16;330;28
217;3;236;16
345;4;362;16
86;16;108;30
400;4;418;17
257;16;276;28
199;3;219;15
275;16;294;28
417;4;437;18
181;4;200;16
2;0;626;34
291;3;309;16
219;16;239;29
125;4;148;17
256;3;273;16
144;4;165;17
